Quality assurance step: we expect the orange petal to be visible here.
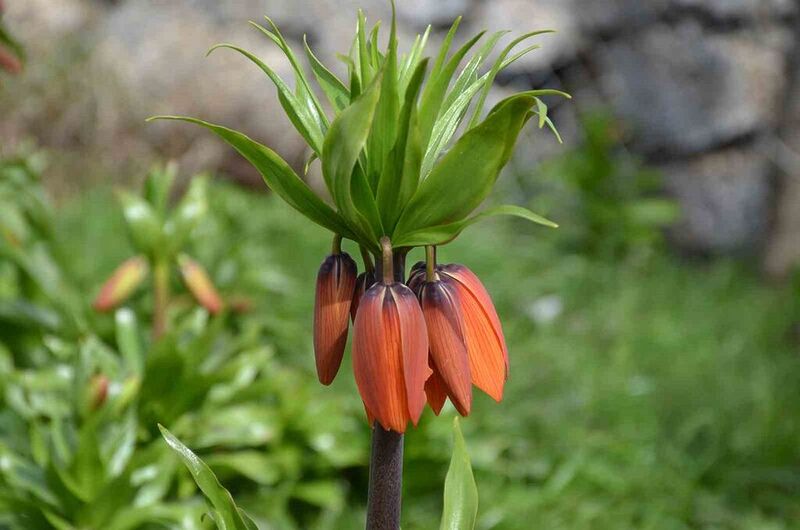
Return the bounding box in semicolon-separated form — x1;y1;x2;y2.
351;270;375;322
93;256;148;312
420;281;471;415
313;253;357;385
393;285;431;425
425;364;448;415
440;265;507;402
178;255;224;315
352;284;410;433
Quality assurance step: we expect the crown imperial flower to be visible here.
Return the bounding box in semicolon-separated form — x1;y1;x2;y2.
151;5;566;431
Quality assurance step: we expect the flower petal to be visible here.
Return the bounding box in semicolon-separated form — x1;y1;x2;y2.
314;253;357;385
425;364;448;415
420;281;471;415
393;284;431;425
352;285;410;433
441;265;507;401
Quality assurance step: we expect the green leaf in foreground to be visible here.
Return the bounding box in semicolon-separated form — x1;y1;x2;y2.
440;417;478;530
159;425;258;530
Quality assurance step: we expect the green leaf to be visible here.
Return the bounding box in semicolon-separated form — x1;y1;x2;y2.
399;25;431;92
393;204;557;247
143;162;177;217
159;425;258;530
322;75;384;247
117;191;163;255
419;25;485;147
393;94;538;238
209;43;325;154
115;308;143;375
252;18;329;133
468;30;554;128
165;174;208;253
440;417;478;530
147;116;355;239
377;58;428;232
367;1;400;191
304;36;350;112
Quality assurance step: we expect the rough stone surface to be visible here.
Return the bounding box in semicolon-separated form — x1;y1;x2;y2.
597;22;786;157
663;147;770;253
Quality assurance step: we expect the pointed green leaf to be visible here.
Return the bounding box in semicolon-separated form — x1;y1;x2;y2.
147;116;354;239
143;162;177;217
159;425;257;530
304;36;350;112
252;19;328;129
394;204;557;247
440;417;478;530
419;28;485;147
322;75;384;246
209;43;325;154
394;94;537;238
115;308;143;375
377;58;428;231
399;25;431;92
468;30;554;128
165;174;208;252
367;1;400;191
117;191;163;255
356;10;372;86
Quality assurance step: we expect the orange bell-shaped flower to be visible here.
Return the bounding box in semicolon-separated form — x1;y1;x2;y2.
352;238;430;433
438;264;508;402
418;276;472;416
313;245;357;385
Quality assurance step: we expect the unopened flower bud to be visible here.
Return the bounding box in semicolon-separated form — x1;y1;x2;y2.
313;252;357;385
93;256;148;312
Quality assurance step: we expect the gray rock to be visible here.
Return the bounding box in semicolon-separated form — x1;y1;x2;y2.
672;0;796;20
597;22;787;156
467;0;582;73
663;147;770;253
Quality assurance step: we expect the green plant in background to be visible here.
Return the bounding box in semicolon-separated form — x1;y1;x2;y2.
520;111;677;258
152;4;567;526
93;163;224;339
0;145;86;361
159;417;478;530
0;164;371;528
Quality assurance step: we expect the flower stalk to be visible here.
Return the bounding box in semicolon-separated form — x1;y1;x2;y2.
366;242;406;530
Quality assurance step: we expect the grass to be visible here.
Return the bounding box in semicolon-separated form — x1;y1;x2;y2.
58;182;800;530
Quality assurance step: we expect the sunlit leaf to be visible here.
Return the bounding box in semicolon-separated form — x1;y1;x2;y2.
147;116;354;240
440;417;478;530
159;425;258;530
393;94;538;239
394;205;557;247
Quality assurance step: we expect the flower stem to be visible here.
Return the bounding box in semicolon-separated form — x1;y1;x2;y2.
332;234;343;254
152;259;169;340
366;425;404;530
425;246;437;282
366;251;406;529
380;237;394;285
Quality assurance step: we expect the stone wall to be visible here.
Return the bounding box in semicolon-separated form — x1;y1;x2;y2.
4;0;800;269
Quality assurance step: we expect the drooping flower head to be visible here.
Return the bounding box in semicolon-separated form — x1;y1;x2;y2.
151;4;566;431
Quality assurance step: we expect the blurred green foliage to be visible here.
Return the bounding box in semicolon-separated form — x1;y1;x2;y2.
1;125;799;530
516;111;678;258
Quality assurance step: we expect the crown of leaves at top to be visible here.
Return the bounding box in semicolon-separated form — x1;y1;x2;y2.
151;4;569;254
